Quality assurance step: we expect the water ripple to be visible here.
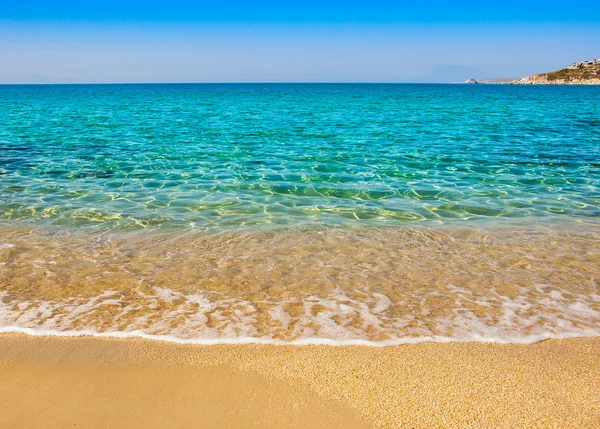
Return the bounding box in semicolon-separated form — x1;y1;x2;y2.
1;83;599;232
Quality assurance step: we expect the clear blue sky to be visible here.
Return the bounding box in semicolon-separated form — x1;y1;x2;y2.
1;1;599;83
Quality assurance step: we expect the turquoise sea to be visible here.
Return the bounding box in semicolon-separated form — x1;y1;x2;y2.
1;84;599;232
1;84;600;344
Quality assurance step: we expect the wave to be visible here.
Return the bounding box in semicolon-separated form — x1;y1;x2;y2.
2;225;599;346
1;325;597;347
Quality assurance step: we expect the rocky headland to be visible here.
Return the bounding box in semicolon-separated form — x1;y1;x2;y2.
511;59;600;85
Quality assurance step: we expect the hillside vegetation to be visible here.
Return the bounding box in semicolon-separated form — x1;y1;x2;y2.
512;61;600;85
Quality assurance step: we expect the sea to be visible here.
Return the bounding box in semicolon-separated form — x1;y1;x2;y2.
1;83;599;345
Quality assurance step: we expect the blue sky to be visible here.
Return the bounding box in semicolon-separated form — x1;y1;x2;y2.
1;1;599;83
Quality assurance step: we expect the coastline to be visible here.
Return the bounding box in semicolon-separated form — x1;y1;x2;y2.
1;333;599;428
2;81;599;428
2;222;599;343
507;81;600;85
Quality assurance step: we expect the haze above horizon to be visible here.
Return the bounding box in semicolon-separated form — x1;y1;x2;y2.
1;1;599;83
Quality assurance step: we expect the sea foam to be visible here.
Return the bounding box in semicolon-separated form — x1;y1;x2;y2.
2;284;599;346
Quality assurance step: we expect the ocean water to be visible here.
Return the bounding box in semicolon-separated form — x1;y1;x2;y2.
2;83;600;231
1;84;599;344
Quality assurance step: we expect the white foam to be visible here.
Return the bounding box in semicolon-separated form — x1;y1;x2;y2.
1;283;600;346
0;325;595;347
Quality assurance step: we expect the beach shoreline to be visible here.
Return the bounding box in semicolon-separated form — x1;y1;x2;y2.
1;334;599;428
3;223;600;343
2;82;600;428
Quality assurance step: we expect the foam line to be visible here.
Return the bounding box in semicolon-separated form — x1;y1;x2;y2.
0;326;596;347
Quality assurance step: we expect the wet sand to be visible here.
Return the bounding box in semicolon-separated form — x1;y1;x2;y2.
1;334;599;428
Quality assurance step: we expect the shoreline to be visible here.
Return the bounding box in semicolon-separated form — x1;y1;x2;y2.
1;334;599;428
2;222;600;343
506;82;600;85
1;325;599;346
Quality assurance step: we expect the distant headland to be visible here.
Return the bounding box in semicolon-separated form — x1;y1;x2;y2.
512;58;600;85
466;58;600;85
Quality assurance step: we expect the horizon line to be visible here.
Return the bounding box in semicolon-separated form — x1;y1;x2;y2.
0;81;509;85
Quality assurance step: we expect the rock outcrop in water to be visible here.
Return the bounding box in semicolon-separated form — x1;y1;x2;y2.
511;59;600;85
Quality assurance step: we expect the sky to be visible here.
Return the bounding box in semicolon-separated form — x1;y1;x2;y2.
1;1;599;83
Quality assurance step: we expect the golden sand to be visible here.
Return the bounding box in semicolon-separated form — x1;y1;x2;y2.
1;335;599;428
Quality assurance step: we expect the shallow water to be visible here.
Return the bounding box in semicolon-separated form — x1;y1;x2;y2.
1;84;599;232
1;84;599;343
1;225;599;342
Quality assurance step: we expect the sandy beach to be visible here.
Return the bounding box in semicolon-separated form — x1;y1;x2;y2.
1;334;598;428
3;4;600;428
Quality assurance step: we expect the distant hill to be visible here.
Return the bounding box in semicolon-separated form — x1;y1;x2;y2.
511;60;600;85
478;78;515;84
